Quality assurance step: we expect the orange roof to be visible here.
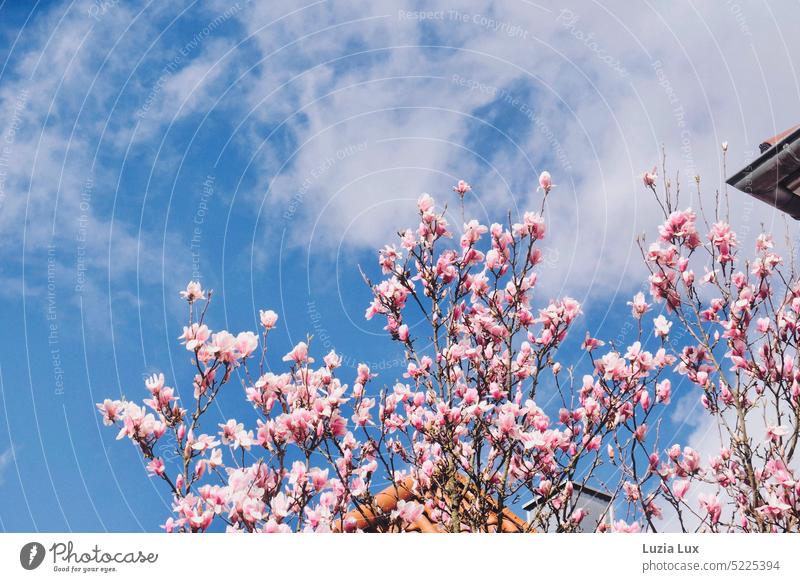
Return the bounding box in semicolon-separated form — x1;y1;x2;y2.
337;477;528;533
761;124;800;151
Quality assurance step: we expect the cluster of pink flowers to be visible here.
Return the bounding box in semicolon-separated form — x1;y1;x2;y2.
631;171;799;532
100;281;391;532
99;168;800;533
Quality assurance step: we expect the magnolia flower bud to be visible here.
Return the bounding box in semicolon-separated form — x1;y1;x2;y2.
538;171;553;194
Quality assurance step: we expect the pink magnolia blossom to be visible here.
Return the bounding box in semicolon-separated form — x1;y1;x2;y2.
417;193;434;213
452;179;471;196
655;379;671;404
282;341;312;364
759;495;791;519
235;332;259;358
323;350;342;369
98;172;800;534
698;494;722;525
537;171;553;194
97;399;123;426
180;281;205;302
260;309;278;330
209;331;237;362
642;166;657;187
653;315;672;338
658;209;700;249
709;221;737;263
391;500;424;525
672;479;690;500
628;292;650;319
766;425;789;443
180;323;210;351
147;458;165;477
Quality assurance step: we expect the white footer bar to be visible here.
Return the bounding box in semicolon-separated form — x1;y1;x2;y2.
0;533;796;580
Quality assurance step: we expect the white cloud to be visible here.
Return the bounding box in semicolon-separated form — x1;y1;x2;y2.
219;0;800;306
0;1;239;329
5;0;797;307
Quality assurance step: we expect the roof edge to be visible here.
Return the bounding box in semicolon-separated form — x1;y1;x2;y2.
727;125;800;188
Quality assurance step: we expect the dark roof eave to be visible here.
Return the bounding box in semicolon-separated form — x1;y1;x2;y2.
727;126;800;219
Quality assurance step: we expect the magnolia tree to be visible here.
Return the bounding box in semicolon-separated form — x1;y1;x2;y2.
98;167;800;533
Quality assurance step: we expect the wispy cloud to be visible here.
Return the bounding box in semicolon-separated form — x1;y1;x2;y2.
0;445;14;486
4;0;799;305
223;0;800;303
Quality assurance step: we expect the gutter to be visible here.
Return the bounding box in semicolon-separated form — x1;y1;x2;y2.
726;125;800;219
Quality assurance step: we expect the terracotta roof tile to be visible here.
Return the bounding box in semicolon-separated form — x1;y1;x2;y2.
760;124;800;152
336;477;529;533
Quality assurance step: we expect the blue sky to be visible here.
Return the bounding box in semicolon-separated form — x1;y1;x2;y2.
0;0;799;532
